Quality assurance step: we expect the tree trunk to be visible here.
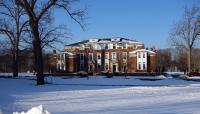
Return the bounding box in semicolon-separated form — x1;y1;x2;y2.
31;21;45;85
33;40;44;85
188;47;192;72
12;48;19;78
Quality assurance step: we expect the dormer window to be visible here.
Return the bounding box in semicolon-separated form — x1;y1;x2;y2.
111;38;120;41
89;39;98;42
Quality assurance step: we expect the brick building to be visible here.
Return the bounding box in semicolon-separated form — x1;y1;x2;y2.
55;37;156;73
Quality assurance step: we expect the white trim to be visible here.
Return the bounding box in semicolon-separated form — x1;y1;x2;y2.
97;53;101;65
111;63;118;72
136;51;147;70
111;52;117;60
62;51;74;56
89;53;93;61
113;43;117;49
130;49;156;54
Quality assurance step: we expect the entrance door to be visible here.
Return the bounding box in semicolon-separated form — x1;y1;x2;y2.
113;64;116;73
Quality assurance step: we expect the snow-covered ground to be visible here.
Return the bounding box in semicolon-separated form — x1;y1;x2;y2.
1;75;200;114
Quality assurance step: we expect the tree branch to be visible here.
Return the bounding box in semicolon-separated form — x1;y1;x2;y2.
55;2;85;30
37;0;57;21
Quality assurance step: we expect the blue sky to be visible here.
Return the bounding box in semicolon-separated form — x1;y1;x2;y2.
53;0;197;50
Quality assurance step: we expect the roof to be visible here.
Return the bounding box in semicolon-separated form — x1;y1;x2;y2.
65;37;143;47
65;40;89;46
130;49;156;54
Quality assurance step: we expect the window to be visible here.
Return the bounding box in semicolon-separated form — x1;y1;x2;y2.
138;52;141;58
113;44;116;49
97;54;101;60
118;43;122;47
57;64;60;70
57;55;60;60
139;62;141;70
80;54;84;60
112;52;117;59
60;54;64;60
98;64;101;69
100;44;104;49
143;53;145;58
116;53;118;59
61;63;64;70
105;44;108;49
80;63;83;69
106;64;109;70
105;53;109;59
143;62;146;70
123;52;127;60
65;54;68;59
89;65;93;71
123;64;127;72
89;53;93;61
123;43;126;49
97;44;101;50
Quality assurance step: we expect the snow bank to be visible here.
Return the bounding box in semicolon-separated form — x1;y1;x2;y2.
0;73;35;77
13;105;50;114
176;75;200;81
165;72;184;75
137;75;166;80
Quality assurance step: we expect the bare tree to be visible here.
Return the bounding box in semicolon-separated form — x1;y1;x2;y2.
156;49;172;73
170;6;200;72
0;0;28;77
15;0;85;85
23;23;70;49
191;48;200;71
40;25;70;49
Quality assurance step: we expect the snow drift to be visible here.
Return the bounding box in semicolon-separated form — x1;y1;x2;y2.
13;105;50;114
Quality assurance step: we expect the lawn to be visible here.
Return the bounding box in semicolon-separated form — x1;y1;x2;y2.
0;75;200;114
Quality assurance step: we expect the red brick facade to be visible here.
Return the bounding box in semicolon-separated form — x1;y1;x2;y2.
56;38;156;73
